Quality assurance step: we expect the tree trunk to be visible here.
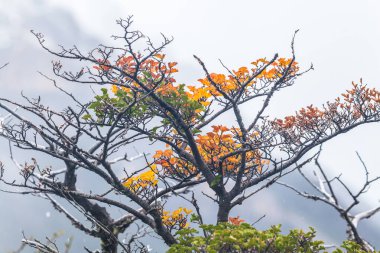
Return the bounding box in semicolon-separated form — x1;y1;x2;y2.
217;200;231;223
100;233;118;253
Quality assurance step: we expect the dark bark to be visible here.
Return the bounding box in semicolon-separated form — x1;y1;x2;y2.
217;199;231;223
151;209;178;245
63;161;77;190
100;231;118;253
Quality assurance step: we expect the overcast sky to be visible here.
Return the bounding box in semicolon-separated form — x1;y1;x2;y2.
1;0;380;252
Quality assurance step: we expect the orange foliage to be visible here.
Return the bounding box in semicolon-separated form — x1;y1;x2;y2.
93;59;111;72
106;55;380;203
273;82;380;133
229;216;245;225
90;48;380;234
197;57;299;97
162;207;192;231
153;125;269;178
122;165;158;193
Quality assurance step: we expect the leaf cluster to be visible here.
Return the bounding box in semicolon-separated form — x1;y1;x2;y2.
168;223;377;253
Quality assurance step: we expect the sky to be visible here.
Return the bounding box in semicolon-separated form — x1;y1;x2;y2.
0;0;380;252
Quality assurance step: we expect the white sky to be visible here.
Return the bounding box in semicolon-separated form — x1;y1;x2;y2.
0;0;380;251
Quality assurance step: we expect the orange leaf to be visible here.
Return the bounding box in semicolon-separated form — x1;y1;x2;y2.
229;216;245;225
154;54;166;60
168;62;178;68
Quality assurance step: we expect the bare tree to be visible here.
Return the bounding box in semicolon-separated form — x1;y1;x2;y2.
278;148;380;251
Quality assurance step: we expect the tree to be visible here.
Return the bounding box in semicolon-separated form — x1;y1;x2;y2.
277;149;380;252
1;17;380;252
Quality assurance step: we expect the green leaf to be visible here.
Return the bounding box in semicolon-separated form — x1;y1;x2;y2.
191;128;202;135
82;114;92;120
210;175;222;188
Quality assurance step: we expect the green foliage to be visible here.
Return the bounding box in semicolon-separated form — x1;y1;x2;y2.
84;87;148;124
334;241;377;253
84;82;206;127
168;223;377;253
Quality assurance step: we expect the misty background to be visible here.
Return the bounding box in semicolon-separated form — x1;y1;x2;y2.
0;0;380;252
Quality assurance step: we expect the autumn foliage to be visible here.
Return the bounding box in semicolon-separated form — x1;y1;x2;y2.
1;18;380;252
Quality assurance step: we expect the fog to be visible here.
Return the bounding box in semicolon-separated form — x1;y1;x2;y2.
0;0;379;251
